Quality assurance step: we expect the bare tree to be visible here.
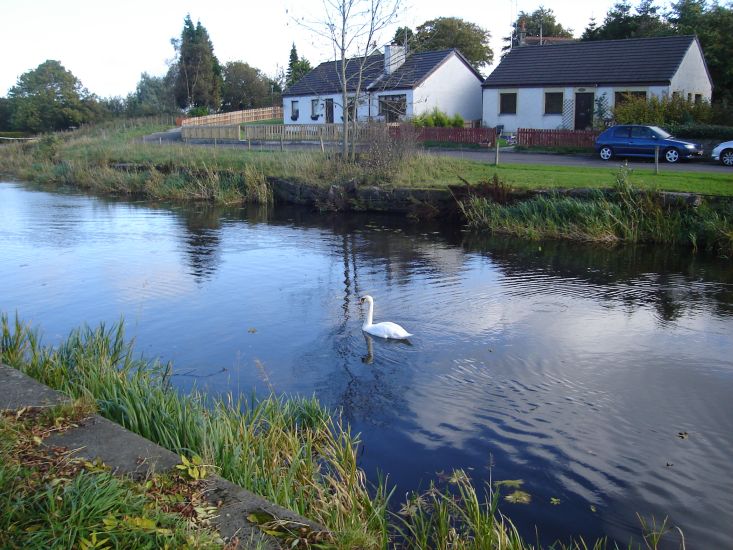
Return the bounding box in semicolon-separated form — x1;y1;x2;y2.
295;0;401;160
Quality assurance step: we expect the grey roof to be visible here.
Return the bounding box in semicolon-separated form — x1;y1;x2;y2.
483;35;703;88
283;49;481;97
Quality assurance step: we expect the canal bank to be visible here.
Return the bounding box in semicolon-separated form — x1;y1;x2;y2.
0;363;327;549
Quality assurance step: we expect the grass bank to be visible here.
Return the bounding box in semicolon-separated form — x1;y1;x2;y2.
0;398;227;549
1;314;687;549
459;169;733;256
1;119;732;203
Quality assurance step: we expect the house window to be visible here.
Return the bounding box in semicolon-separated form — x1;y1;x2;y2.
544;92;563;115
694;94;702;104
614;91;646;106
672;91;681;99
378;94;407;122
500;93;517;115
291;100;299;121
687;93;693;102
311;99;319;120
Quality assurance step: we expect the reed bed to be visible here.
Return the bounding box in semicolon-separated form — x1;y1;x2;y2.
459;167;733;256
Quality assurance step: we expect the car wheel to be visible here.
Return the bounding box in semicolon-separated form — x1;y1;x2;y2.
599;146;613;161
721;148;733;167
664;148;680;163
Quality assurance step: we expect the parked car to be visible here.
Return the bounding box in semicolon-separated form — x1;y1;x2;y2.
711;140;733;166
595;125;704;163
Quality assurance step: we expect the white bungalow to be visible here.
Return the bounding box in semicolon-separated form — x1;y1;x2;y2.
282;45;484;125
482;35;713;132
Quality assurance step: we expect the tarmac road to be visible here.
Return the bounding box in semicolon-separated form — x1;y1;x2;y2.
143;128;733;175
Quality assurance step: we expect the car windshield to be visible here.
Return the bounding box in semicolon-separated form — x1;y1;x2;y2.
650;126;672;139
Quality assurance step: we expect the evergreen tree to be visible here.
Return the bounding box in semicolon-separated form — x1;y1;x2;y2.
285;44;312;88
171;14;222;111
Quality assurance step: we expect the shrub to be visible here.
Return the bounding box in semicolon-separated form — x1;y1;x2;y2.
614;94;708;126
412;108;460;128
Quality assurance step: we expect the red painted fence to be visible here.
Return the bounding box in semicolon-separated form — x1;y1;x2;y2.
517;128;599;148
390;126;496;146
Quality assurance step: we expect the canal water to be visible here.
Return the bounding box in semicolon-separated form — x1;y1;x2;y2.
1;180;732;547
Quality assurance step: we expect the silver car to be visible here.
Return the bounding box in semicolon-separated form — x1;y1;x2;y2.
712;140;733;166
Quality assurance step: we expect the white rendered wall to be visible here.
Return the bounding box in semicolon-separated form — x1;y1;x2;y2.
412;54;483;120
483;85;674;131
670;42;713;100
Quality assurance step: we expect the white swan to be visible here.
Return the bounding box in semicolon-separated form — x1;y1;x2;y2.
359;295;413;340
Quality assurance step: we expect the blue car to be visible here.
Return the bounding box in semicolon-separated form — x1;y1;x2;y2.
595;125;703;163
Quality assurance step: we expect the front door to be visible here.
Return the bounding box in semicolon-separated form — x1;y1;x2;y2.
574;92;594;130
325;99;334;124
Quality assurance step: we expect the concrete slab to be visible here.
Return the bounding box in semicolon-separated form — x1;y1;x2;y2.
0;363;69;410
46;415;180;478
208;477;325;546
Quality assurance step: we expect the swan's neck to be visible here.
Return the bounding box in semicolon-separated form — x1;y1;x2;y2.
363;299;374;329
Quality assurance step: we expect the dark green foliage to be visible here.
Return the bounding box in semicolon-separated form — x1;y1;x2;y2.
412;17;492;72
666;123;733;140
7;60;101;133
0;98;12;131
285;44;312;89
125;73;178;116
170;14;222;111
391;26;414;47
612;93;733;128
581;0;733;102
222;61;274;111
581;0;673;40
504;6;574;52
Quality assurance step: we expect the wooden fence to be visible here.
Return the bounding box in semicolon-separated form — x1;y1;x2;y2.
393;126;496;146
182;123;496;146
517;128;599;148
180;106;284;127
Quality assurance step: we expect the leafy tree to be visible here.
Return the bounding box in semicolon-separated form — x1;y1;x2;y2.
503;6;573;52
7;60;100;132
126;73;177;116
285;44;312;89
170;14;222;111
221;62;273;111
669;0;733;102
391;26;414;48
0;98;12;131
413;17;492;72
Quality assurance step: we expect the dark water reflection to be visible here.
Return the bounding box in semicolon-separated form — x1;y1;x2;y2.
1;181;732;548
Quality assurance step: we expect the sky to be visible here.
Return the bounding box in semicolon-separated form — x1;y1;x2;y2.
1;0;620;98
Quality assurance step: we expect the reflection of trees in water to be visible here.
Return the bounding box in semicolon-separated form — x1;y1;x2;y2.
460;233;733;322
168;199;731;322
177;205;223;283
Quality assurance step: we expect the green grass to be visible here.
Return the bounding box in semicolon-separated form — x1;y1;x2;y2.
242;118;283;125
458;168;733;255
1;119;731;201
0;314;690;549
0;400;224;549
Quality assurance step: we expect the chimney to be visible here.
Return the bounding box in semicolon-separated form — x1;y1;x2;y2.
384;43;406;75
518;20;527;47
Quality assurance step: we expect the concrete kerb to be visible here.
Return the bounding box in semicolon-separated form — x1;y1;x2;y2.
0;363;327;549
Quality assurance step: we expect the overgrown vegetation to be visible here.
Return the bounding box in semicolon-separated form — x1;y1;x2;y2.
2;119;732;204
412;108;465;128
0;315;693;549
0;399;226;549
459;167;733;256
613;93;733;128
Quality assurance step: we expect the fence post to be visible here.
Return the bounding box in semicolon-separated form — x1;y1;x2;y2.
320;126;325;153
280;129;284;152
495;136;500;166
655;146;660;175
